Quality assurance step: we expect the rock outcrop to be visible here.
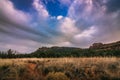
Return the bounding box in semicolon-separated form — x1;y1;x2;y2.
89;41;120;50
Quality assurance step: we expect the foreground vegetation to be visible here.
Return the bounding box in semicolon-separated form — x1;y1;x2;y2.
0;58;120;80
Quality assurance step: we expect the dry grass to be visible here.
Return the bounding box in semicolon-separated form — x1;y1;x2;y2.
0;57;120;80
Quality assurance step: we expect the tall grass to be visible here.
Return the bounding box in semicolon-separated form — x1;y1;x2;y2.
0;57;120;80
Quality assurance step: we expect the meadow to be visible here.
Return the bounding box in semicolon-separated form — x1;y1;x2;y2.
0;57;120;80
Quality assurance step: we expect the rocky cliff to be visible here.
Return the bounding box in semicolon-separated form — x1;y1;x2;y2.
89;41;120;50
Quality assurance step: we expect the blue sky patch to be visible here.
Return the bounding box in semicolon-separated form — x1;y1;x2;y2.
10;0;34;12
41;0;68;17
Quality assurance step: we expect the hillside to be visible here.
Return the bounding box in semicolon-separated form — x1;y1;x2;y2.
30;41;120;58
0;41;120;58
89;41;120;50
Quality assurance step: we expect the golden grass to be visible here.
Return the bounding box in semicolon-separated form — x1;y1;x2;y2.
0;57;120;80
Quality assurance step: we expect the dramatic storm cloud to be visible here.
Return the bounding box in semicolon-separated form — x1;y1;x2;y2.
0;0;120;53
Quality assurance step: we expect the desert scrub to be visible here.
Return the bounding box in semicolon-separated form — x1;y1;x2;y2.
46;72;70;80
42;65;64;75
105;62;120;78
0;65;19;80
0;64;10;80
0;58;120;80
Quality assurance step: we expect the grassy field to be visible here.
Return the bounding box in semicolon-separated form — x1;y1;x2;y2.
0;57;120;80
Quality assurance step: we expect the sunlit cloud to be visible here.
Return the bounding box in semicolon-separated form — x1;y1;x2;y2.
33;0;49;18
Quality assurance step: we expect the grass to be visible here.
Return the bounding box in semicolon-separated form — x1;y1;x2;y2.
0;57;120;80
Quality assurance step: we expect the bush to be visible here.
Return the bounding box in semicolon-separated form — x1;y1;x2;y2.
46;72;70;80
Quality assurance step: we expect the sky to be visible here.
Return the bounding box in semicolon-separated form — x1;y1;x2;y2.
0;0;120;53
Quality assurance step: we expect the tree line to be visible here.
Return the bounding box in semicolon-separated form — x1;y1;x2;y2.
0;47;120;58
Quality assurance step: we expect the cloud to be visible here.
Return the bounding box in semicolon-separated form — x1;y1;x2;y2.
0;0;120;52
0;0;61;52
33;0;49;18
59;0;120;47
57;15;63;20
72;26;97;47
58;16;98;47
0;0;31;24
59;0;73;6
74;26;97;39
0;0;61;41
59;17;79;36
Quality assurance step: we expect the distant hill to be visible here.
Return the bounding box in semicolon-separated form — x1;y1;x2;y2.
36;46;81;52
34;41;120;52
0;41;120;58
89;41;120;50
30;41;120;58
